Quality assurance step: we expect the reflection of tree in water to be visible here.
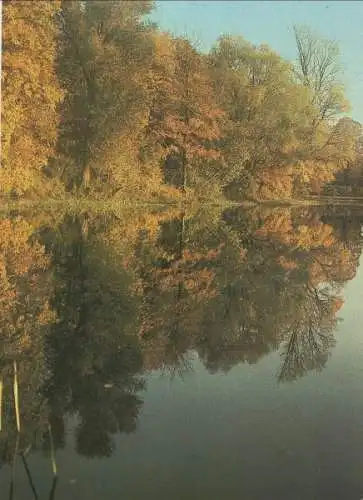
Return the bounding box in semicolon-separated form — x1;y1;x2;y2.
0;206;362;465
0;216;55;468
42;214;145;458
137;206;362;382
136;214;225;373
221;207;355;381
197;280;281;374
74;379;144;458
278;284;339;383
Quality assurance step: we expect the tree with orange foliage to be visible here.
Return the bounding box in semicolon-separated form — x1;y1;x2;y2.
1;0;63;196
143;35;226;193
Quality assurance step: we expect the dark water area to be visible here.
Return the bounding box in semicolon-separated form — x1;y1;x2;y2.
1;205;363;499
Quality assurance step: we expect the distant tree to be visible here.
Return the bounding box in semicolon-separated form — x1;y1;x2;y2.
293;25;349;126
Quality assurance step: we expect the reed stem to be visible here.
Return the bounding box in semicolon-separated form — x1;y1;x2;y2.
0;377;3;431
20;453;39;500
48;423;57;477
13;361;20;432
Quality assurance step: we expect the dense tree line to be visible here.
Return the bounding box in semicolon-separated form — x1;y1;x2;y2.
1;1;362;200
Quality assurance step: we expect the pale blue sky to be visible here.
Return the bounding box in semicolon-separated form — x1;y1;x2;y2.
150;0;363;123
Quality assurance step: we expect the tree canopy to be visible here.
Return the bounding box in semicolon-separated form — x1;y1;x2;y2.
1;1;362;201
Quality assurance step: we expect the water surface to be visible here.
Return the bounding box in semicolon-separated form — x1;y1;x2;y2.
1;206;363;499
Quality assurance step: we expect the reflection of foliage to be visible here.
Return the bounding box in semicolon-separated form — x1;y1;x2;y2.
43;214;145;458
0;205;362;468
136;206;360;382
0;216;55;468
0;218;55;354
135;214;246;371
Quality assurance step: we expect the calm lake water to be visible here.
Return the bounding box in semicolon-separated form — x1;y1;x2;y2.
1;205;363;499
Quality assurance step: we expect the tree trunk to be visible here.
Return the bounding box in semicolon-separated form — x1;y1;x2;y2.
82;164;91;189
177;212;185;261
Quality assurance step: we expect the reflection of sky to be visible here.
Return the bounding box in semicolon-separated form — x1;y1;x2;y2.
150;0;363;124
333;253;363;351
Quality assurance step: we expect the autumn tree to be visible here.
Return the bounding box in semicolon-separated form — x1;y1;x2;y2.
55;0;156;196
141;34;225;195
1;0;63;196
209;35;315;200
323;119;363;194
